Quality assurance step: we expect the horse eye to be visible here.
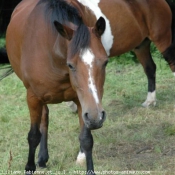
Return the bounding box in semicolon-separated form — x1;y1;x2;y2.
67;63;76;71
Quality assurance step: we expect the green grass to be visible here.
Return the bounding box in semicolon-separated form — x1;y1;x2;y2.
0;55;175;175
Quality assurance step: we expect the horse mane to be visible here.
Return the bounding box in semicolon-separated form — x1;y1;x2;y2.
38;0;90;57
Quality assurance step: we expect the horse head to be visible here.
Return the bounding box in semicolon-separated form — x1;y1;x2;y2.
54;17;108;129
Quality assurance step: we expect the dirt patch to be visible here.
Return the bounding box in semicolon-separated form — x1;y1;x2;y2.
96;141;175;171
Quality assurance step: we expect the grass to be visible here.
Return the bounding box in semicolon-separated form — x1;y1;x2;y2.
0;54;175;175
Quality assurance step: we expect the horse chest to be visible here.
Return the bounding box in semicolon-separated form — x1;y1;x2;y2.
30;77;77;104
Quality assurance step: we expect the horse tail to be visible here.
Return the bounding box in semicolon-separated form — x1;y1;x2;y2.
0;48;13;81
0;48;9;64
0;67;14;81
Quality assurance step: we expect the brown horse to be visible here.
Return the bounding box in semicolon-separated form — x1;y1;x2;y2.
6;0;108;174
6;0;175;174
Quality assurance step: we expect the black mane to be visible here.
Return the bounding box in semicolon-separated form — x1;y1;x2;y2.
39;0;90;56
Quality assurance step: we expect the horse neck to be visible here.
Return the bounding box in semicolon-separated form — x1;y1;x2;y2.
69;0;97;26
52;0;96;61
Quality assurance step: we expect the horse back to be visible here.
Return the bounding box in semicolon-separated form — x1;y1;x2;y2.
98;0;172;56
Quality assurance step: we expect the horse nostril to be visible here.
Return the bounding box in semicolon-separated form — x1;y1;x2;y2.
84;112;89;121
101;111;106;122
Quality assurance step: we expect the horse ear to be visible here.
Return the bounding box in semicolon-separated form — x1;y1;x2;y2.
94;17;106;38
54;21;73;40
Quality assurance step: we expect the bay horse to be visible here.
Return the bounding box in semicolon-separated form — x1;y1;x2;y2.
6;0;108;174
6;0;175;174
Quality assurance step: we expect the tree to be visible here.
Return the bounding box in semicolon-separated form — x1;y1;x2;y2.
0;0;21;36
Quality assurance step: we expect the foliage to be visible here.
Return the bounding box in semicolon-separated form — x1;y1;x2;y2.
0;0;21;36
109;51;138;65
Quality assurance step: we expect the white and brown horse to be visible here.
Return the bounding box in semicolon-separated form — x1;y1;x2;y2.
70;0;175;109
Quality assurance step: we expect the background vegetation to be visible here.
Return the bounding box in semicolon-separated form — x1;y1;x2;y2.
0;39;175;174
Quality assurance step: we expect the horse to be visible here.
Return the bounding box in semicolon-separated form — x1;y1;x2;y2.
6;0;108;174
5;0;175;174
68;0;175;109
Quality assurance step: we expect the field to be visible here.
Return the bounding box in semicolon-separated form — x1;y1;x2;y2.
0;54;175;175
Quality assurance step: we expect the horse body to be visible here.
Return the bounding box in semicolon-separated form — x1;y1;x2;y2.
109;0;171;55
8;0;75;103
99;0;150;56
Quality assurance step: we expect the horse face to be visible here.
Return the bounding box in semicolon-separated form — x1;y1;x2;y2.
55;17;108;129
69;43;108;130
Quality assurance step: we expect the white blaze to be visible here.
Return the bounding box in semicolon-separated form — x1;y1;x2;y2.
81;49;99;104
77;0;114;56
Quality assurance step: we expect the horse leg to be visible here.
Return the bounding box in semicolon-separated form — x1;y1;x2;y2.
162;42;175;74
37;105;49;168
75;100;95;175
25;89;42;174
152;23;175;100
66;101;77;113
151;24;175;75
76;101;86;165
79;125;95;175
134;39;156;107
161;0;175;74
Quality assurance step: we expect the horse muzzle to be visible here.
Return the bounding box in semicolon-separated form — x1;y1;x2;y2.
83;110;106;130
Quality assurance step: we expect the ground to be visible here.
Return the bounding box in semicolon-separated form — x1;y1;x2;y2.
0;56;175;175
